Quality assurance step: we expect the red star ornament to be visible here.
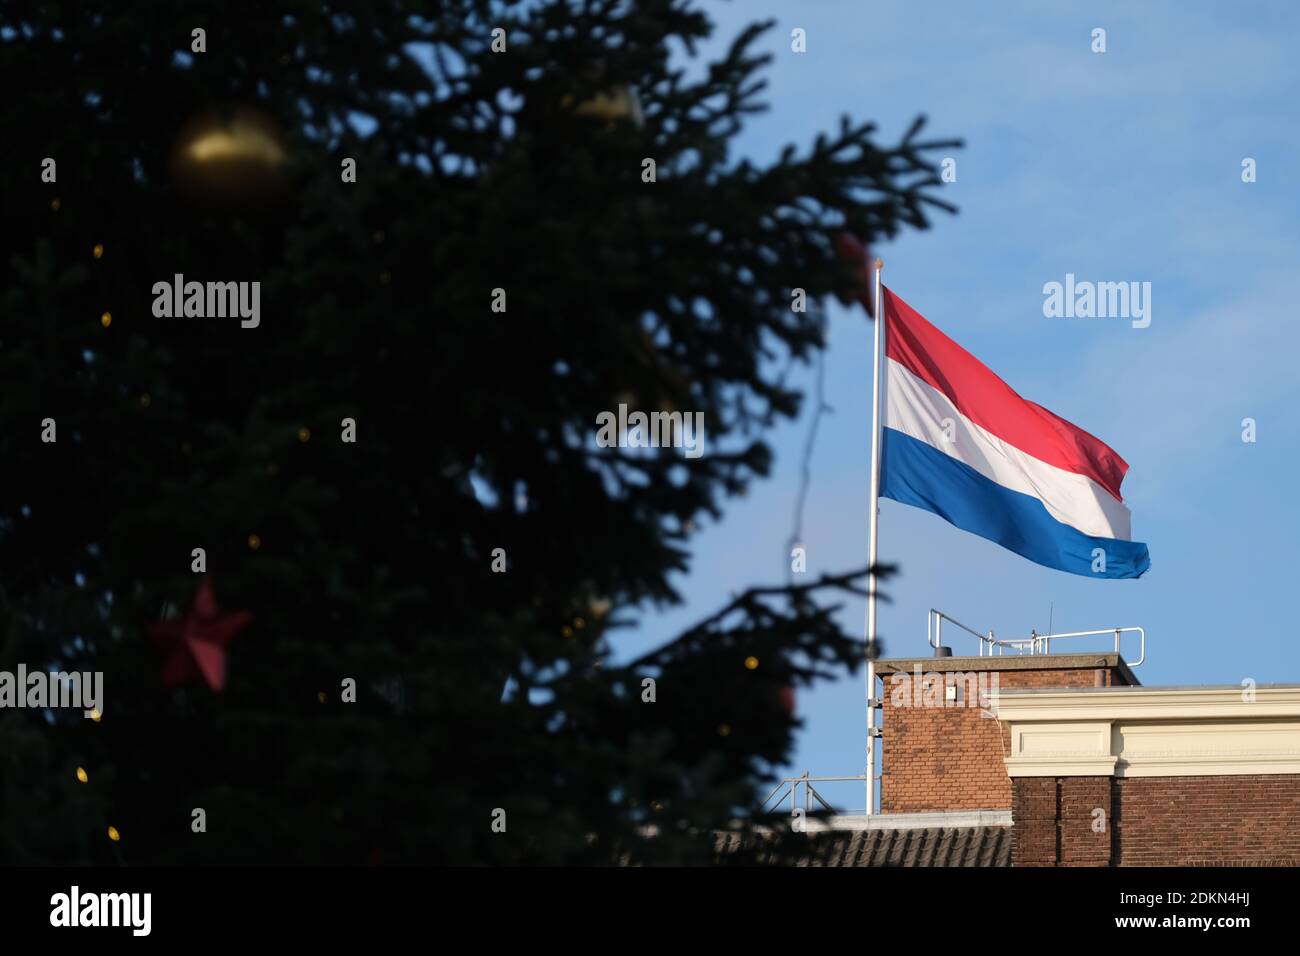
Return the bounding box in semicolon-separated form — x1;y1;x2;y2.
149;578;252;692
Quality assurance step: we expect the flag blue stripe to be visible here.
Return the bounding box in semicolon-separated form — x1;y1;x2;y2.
881;427;1150;579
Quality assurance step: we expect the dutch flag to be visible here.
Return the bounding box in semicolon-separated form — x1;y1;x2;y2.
879;288;1150;579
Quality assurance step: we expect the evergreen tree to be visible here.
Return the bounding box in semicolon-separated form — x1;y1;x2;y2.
0;0;955;864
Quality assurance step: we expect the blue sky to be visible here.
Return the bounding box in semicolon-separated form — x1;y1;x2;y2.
616;0;1300;810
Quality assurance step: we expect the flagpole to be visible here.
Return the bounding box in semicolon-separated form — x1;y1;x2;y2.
864;258;884;816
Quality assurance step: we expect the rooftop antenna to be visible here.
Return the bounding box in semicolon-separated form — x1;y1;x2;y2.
1048;602;1054;636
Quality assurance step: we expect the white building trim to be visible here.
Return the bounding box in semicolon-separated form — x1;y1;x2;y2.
993;685;1300;778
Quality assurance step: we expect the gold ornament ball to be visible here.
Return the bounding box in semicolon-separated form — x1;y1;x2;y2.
170;106;290;208
107;826;120;842
76;767;88;783
565;86;645;127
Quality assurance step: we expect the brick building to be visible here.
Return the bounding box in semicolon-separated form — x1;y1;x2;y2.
743;642;1300;866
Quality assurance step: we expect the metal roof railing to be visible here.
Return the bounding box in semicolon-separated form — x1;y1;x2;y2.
927;609;1146;667
761;773;870;815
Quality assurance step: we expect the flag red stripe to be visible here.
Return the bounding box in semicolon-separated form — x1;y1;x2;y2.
883;287;1129;502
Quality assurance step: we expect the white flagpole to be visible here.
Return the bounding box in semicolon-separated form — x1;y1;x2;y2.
864;258;884;816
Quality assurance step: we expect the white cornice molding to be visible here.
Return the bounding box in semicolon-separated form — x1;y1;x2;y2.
991;686;1300;722
995;686;1300;778
998;755;1119;777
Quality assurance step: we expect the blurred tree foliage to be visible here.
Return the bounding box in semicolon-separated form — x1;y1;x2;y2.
0;0;954;863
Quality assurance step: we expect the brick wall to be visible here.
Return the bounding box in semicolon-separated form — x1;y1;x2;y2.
1012;776;1112;866
1113;775;1300;866
1012;774;1300;866
879;662;1122;813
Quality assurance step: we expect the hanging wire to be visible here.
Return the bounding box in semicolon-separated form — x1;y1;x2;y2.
786;310;832;583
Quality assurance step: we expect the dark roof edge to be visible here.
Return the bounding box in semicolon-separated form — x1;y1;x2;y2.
873;652;1139;686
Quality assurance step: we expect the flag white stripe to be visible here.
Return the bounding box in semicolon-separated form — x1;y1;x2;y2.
884;359;1133;540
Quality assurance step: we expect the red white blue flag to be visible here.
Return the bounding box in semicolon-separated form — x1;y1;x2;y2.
879;288;1150;578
